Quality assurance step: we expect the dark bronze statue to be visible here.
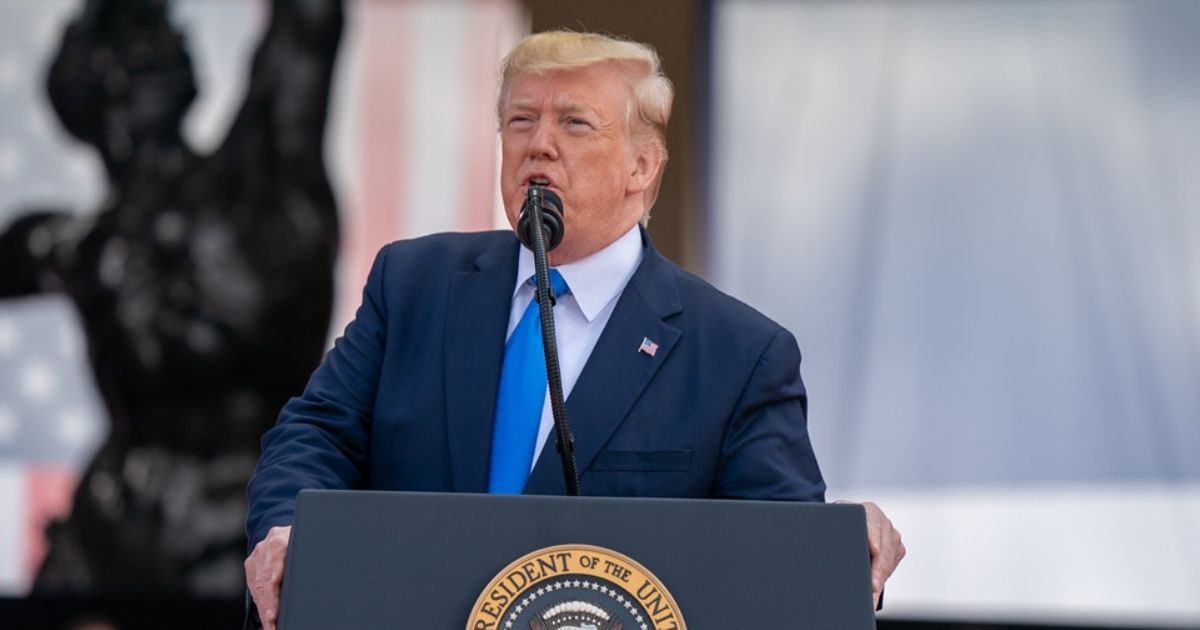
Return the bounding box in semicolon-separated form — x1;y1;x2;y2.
0;0;343;594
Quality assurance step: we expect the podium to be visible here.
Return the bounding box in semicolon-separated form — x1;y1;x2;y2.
278;490;876;629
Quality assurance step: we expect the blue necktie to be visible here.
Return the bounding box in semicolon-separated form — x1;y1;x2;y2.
488;270;570;493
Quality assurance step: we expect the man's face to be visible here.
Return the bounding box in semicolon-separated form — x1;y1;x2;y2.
499;62;657;265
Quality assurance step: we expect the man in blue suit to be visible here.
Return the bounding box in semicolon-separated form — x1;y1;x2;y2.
245;31;904;629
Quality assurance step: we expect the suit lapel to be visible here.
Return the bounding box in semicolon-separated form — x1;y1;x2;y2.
444;236;520;492
525;233;683;495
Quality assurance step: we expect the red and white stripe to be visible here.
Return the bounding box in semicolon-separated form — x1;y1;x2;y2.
0;463;76;593
330;0;523;332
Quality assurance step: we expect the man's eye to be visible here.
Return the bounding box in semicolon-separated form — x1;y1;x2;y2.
565;118;592;130
508;115;534;127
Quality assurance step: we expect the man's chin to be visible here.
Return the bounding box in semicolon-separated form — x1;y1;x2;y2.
547;243;578;267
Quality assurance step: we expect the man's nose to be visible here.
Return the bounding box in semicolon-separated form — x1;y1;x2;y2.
527;120;559;161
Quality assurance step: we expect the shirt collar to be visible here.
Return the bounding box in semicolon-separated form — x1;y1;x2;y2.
514;224;644;322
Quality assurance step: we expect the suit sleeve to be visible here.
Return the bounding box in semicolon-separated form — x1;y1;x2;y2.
713;328;826;502
245;246;391;549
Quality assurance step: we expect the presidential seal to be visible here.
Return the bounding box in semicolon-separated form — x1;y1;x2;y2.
466;544;686;630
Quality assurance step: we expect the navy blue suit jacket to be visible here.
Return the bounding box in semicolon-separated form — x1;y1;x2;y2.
246;229;825;547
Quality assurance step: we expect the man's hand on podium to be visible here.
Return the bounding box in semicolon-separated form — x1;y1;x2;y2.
861;501;905;609
241;507;903;622
246;525;293;630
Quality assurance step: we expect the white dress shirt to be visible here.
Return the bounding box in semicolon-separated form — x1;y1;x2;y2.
505;224;644;468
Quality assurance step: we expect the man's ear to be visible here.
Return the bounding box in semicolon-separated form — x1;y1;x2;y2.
627;140;667;198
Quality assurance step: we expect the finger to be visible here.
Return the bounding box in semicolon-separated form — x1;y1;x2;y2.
261;583;279;618
268;543;288;591
247;584;276;630
868;522;883;557
881;532;906;585
250;580;278;628
870;553;886;594
862;502;884;555
247;531;289;630
867;526;884;573
246;553;267;608
877;521;900;573
260;585;279;630
259;560;282;621
863;506;888;593
262;528;291;624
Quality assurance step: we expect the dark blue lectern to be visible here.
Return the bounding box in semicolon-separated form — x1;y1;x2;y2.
279;490;875;629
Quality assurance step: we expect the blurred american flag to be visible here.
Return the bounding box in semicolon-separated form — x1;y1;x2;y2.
0;0;108;594
0;0;520;594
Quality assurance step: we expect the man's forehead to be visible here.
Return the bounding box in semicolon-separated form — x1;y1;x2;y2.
502;66;632;113
504;94;600;114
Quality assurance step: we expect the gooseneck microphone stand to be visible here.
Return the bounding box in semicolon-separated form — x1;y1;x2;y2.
519;185;580;496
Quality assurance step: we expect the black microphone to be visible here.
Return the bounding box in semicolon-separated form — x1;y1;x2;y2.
517;185;565;252
517;184;580;496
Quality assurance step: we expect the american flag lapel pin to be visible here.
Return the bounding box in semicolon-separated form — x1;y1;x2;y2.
638;336;659;357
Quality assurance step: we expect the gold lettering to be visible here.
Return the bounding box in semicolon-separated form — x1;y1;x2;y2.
521;561;539;583
506;570;528;592
645;593;669;616
480;601;501;619
537;556;558;577
602;559;632;582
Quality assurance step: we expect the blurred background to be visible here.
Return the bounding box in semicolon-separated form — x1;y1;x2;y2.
0;0;1196;628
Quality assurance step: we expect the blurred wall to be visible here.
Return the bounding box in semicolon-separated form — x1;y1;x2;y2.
710;0;1200;626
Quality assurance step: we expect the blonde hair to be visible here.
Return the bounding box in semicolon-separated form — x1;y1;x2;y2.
498;31;674;219
498;30;673;153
